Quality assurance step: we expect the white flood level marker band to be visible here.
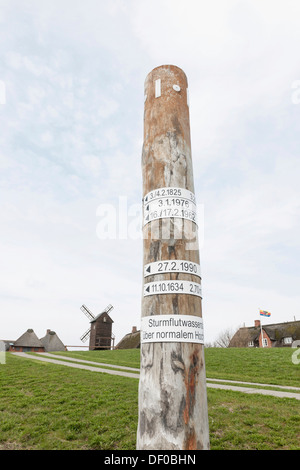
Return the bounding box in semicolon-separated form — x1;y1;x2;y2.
144;280;202;297
144;196;196;212
143;187;197;226
144;260;201;278
143;199;197;225
141;314;204;344
143;187;196;205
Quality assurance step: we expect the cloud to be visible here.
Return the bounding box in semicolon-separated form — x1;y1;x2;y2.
0;0;299;346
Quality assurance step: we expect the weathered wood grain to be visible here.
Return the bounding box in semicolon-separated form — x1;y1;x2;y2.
137;65;210;450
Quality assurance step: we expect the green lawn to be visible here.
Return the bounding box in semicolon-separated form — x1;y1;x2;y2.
0;348;299;450
50;348;140;369
204;347;299;387
50;346;300;387
0;354;138;450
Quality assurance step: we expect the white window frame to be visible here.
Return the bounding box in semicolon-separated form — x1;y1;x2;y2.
283;336;292;344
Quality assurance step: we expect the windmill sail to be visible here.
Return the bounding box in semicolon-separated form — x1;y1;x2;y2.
104;304;114;315
80;328;91;343
80;304;95;321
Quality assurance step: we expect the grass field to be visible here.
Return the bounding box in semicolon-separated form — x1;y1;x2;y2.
0;348;299;450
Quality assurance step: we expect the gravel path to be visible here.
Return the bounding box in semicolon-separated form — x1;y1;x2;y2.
12;352;300;400
12;352;139;379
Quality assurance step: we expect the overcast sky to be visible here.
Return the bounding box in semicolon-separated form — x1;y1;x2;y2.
1;0;299;347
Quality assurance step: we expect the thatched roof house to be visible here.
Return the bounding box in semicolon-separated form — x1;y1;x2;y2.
10;329;45;352
230;319;300;348
115;327;140;349
40;329;65;352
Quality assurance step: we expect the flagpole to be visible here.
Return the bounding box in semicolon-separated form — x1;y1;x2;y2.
259;309;265;348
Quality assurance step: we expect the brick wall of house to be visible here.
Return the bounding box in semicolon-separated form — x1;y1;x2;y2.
259;329;271;348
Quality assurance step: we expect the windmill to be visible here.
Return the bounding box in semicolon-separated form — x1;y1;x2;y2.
80;304;114;350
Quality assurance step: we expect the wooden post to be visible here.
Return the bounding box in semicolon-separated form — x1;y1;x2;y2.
137;65;210;450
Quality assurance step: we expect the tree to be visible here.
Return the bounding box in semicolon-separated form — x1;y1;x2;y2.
213;325;251;348
213;328;234;348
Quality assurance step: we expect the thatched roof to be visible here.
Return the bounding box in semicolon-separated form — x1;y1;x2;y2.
14;329;44;348
115;330;140;349
40;330;65;352
230;320;300;347
263;321;300;342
